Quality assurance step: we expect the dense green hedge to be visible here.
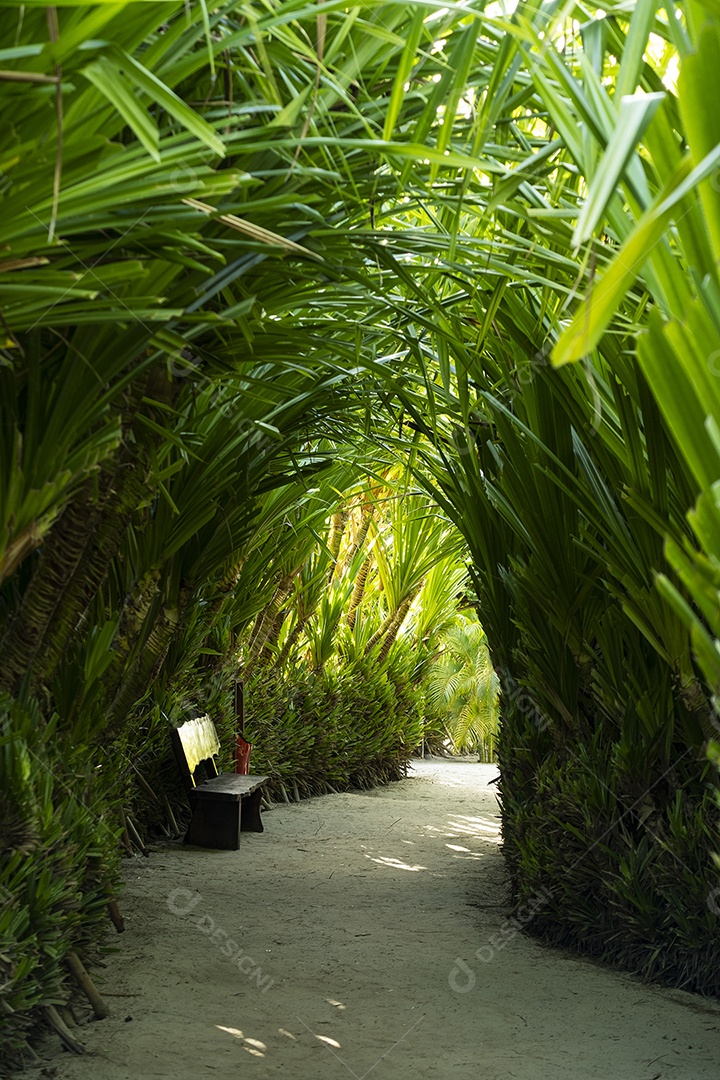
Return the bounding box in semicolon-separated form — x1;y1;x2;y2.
131;649;427;831
0;697;122;1063
243;652;425;796
0;647;427;1065
497;707;720;995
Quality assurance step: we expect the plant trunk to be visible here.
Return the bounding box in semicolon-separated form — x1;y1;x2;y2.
363;607;396;656
247;570;300;662
375;592;419;666
276;615;308;668
103;568;162;695
105;597;182;731
326;508;349;583
0;368;174;694
41;456;151;683
347;554;372;631
341;504;374;573
0;477;102;694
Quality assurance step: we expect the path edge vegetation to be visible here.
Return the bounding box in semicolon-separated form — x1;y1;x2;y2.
2;0;720;1064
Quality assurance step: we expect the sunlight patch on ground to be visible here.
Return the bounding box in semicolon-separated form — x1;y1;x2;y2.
316;1035;342;1048
215;1026;267;1056
365;854;428;872
448;815;501;834
445;841;493;859
420;813;501;845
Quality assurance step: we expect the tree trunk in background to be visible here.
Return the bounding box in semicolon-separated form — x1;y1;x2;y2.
364;606;397;656
374;590;419;666
326;508;349;583
247;571;299;662
347;554;372;630
341;504;374;572
276;615;309;668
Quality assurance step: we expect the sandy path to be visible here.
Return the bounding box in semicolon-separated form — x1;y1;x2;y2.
47;758;720;1080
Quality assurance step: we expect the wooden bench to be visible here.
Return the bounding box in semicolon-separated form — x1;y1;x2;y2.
171;715;268;850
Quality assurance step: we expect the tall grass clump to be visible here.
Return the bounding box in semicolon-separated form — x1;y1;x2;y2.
0;697;123;1060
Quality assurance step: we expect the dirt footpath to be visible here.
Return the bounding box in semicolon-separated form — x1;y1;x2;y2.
48;758;719;1079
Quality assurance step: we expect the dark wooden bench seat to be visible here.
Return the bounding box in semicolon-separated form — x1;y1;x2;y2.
190;774;266;801
171;715;268;850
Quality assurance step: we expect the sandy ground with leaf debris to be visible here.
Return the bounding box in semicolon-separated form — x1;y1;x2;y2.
40;758;720;1080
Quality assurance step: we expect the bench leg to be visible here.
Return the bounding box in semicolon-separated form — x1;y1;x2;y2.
185;799;241;850
240;789;264;833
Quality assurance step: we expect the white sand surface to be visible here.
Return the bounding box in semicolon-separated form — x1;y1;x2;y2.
45;758;720;1079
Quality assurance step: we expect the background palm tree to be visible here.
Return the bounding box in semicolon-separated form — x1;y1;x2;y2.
426;617;500;760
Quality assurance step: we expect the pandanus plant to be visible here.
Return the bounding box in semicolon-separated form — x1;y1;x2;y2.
5;0;720;1053
426;617;500;759
257;0;719;991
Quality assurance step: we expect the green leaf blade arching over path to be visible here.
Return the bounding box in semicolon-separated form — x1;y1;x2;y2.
4;0;720;1060
553;140;720;365
678;23;720;266
572;92;665;249
81;55;161;160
